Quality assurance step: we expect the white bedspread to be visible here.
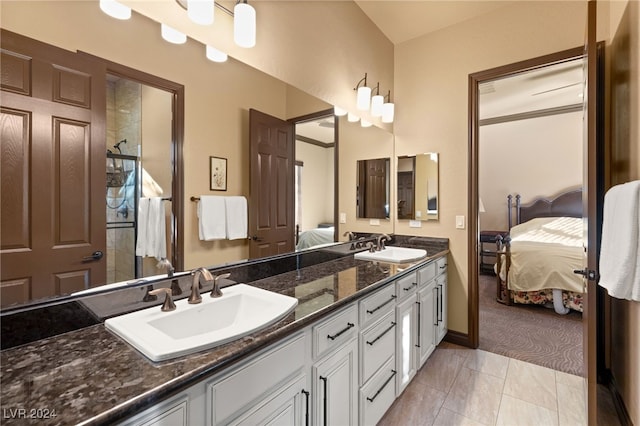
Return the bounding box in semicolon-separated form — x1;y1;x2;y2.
507;217;584;294
296;227;335;250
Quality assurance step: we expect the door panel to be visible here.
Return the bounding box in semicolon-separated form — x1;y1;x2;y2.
0;30;106;306
249;109;295;258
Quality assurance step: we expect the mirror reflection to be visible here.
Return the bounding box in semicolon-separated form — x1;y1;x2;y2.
356;158;391;219
397;153;439;221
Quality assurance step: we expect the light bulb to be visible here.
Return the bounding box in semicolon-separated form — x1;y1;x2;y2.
356;86;371;110
370;94;384;117
382;102;395;123
206;45;227;62
234;2;256;48
334;106;347;116
161;24;187;44
361;120;372;128
347;112;359;123
99;0;131;20
188;0;214;25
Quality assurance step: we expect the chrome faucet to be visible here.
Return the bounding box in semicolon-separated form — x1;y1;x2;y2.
211;273;231;298
377;234;391;251
189;267;214;304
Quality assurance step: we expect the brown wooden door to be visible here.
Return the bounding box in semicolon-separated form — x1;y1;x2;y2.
249;109;295;258
357;158;388;219
397;171;415;219
1;30;106;307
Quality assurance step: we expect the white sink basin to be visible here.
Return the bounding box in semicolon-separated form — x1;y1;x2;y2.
105;284;298;362
354;246;428;264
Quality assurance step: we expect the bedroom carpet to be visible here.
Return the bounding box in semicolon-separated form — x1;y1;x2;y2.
478;273;584;376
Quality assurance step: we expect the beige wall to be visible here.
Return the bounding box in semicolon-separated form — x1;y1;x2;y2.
479;112;583;231
394;1;588;333
296;141;334;230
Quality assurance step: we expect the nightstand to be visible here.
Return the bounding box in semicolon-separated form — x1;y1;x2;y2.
479;230;508;275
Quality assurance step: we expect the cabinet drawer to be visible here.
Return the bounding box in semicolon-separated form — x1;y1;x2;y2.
359;284;396;328
417;262;436;287
395;272;418;301
436;256;448;275
359;357;397;426
208;333;306;425
119;394;188;426
360;311;396;386
313;304;358;359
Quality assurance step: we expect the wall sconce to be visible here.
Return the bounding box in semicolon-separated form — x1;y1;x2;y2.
161;23;187;44
234;0;256;48
206;45;228;62
187;0;214;25
361;119;372;128
334;106;347;116
370;82;384;117
347;112;360;123
99;0;131;20
354;73;371;111
382;90;395;123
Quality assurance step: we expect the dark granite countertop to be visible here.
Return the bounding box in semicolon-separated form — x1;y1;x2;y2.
1;241;448;425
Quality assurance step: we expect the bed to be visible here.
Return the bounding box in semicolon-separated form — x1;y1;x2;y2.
295;226;336;250
496;188;584;314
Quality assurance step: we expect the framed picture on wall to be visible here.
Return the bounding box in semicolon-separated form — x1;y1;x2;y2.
210;156;227;191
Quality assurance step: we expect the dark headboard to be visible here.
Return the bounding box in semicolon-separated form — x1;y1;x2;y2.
507;188;583;229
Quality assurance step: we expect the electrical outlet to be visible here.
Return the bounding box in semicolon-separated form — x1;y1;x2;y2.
339;212;346;224
369;219;380;226
456;215;465;229
409;220;422;228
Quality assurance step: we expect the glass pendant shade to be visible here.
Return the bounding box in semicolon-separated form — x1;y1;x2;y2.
188;0;214;25
234;2;256;48
347;112;360;123
382;102;395;123
356;86;371;110
334;106;347;116
361;119;372;128
99;0;131;20
370;94;384;117
206;45;227;62
161;24;187;44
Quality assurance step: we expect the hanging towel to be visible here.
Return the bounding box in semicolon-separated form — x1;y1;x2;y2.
198;195;226;241
598;180;640;301
136;197;167;260
225;196;248;240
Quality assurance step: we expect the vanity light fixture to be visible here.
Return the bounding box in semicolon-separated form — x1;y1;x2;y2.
382;90;395;123
206;45;228;62
354;73;371;111
334;106;347;116
234;0;256;48
161;23;187;44
99;0;131;20
347;112;360;123
188;0;214;25
361;119;372;128
370;83;384;117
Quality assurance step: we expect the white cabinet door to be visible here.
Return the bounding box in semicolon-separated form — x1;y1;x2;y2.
395;295;417;395
417;285;436;367
229;375;308;426
435;274;447;344
313;338;358;426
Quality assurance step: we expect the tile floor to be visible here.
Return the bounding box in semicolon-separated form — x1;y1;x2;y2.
379;342;590;426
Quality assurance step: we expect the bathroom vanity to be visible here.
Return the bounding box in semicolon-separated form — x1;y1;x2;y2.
0;237;448;425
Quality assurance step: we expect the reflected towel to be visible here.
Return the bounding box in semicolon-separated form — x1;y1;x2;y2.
135;197;167;260
225;196;248;240
198;196;226;241
599;180;640;301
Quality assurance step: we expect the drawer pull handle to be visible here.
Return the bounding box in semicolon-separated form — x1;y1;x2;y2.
366;322;396;346
366;295;397;314
327;322;355;340
439;264;447;269
366;370;397;403
403;282;417;291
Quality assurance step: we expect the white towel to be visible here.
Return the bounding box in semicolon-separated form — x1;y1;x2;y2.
198;196;226;241
225;196;248;240
598;180;640;301
135;197;167;260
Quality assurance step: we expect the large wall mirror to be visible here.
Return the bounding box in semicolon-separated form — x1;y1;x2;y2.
356;158;391;219
397;153;439;221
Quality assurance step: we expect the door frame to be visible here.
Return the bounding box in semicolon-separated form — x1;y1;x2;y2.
80;53;186;273
467;45;586;349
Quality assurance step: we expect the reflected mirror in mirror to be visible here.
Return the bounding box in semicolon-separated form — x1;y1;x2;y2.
397;153;439;221
356;158;391;219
